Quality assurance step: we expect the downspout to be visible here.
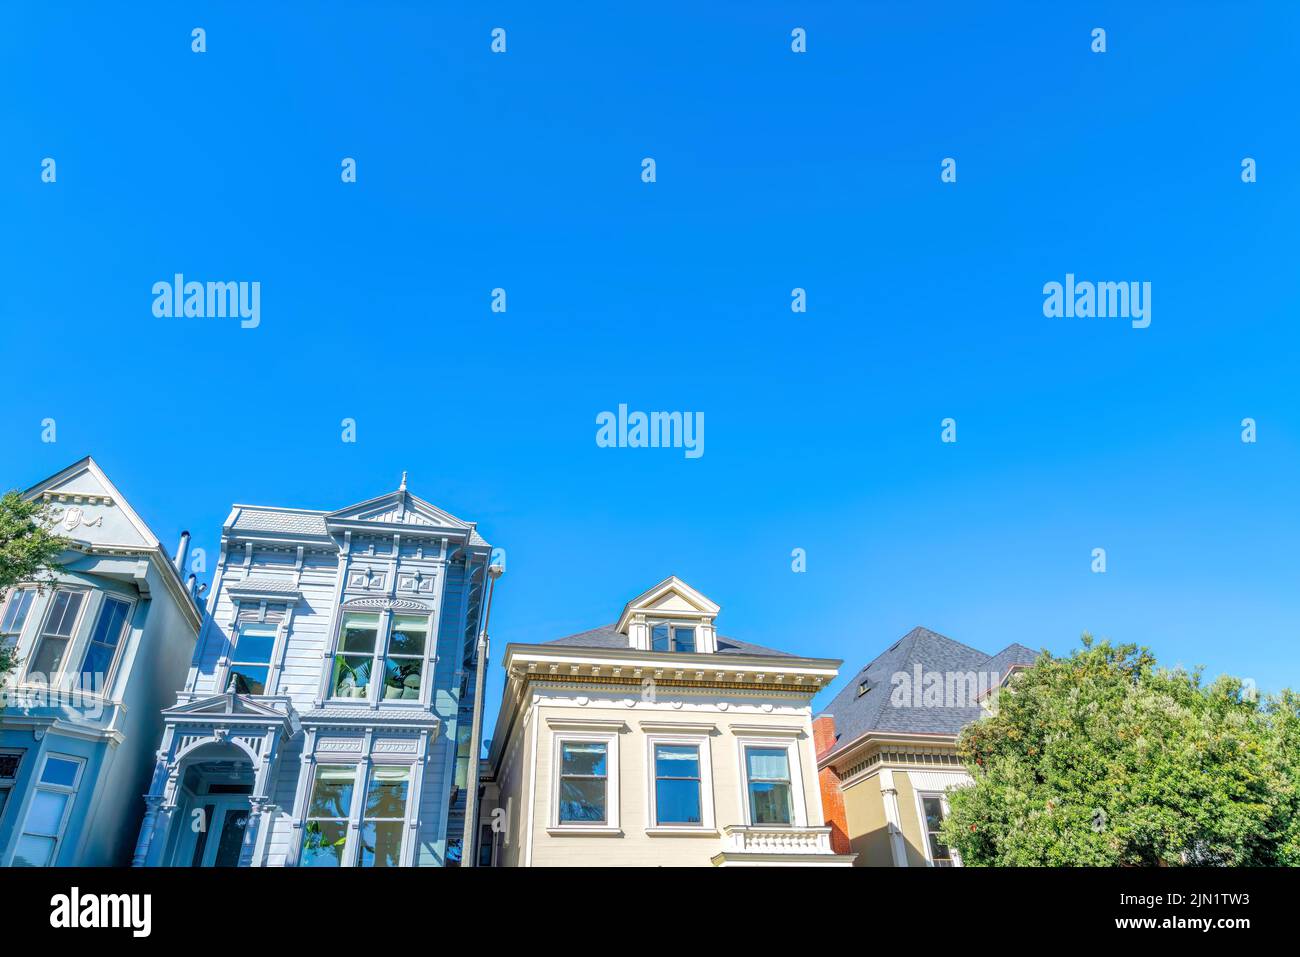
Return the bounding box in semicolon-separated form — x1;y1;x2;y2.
459;560;503;866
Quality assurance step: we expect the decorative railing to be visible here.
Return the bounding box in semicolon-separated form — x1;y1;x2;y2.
720;824;834;855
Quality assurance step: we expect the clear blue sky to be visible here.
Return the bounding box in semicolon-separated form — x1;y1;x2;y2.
4;3;1299;744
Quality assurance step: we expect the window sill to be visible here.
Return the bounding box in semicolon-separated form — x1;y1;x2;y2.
645;827;719;837
546;826;623;837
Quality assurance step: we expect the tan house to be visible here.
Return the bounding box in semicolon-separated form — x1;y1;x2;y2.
815;627;1036;866
476;577;855;866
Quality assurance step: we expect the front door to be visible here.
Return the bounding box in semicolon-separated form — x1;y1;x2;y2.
208;806;250;867
176;796;252;867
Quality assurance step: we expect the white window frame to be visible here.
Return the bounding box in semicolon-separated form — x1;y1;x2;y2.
299;761;363;868
735;736;808;828
224;622;279;696
0;587;38;643
548;731;620;834
648;620;698;653
24;587;90;683
8;752;85;866
326;611;385;704
645;733;715;834
379;613;430;705
75;593;136;698
356;762;415;868
324;609;436;707
297;758;418;867
913;789;962;867
0;748;24;824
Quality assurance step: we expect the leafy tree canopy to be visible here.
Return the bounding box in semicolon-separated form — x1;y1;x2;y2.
941;635;1300;866
0;490;69;681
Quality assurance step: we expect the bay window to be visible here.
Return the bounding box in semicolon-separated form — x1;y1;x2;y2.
11;754;83;866
301;765;355;867
0;750;22;821
330;613;379;699
382;615;425;700
1;588;36;642
78;596;133;694
27;590;87;679
329;611;431;702
359;766;410;867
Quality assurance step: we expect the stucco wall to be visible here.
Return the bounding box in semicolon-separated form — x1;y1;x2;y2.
493;687;822;867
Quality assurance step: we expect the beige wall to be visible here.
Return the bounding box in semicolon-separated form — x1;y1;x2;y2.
840;766;965;866
842;773;894;866
487;684;823;866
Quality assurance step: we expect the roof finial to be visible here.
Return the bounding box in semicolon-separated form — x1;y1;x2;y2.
399;471;407;492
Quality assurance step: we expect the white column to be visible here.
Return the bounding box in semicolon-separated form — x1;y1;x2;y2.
879;769;909;867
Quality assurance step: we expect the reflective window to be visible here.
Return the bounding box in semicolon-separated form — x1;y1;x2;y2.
654;744;702;825
358;766;410;867
12;754;82;867
331;613;379;699
79;597;132;693
1;589;36;639
558;741;607;823
922;795;954;866
301;765;355;867
228;625;276;695
28;591;86;678
382;615;426;701
745;747;792;825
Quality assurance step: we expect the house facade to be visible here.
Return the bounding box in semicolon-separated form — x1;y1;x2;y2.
815;626;1036;866
131;477;495;867
478;577;856;866
0;457;202;866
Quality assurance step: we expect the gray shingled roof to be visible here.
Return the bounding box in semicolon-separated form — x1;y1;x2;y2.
545;624;798;659
229;503;488;546
821;627;1039;747
231;508;329;536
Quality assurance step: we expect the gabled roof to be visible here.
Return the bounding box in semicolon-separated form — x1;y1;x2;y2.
227;481;489;546
821;627;1039;749
24;455;159;549
544;623;798;659
613;575;720;633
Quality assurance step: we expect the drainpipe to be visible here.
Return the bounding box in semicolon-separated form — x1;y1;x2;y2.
459;560;503;866
174;531;191;574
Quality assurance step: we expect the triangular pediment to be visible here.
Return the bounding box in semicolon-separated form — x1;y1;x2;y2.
24;456;158;550
163;692;288;719
326;489;472;531
615;576;720;633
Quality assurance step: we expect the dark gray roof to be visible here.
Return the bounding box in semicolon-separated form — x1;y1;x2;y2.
544;624;799;659
821;627;1039;750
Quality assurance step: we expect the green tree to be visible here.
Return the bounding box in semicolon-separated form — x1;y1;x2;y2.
0;490;69;681
941;635;1299;866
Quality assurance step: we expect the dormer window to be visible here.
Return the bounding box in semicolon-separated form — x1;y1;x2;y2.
651;623;696;653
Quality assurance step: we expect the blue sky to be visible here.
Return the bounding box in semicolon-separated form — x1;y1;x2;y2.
4;3;1299;743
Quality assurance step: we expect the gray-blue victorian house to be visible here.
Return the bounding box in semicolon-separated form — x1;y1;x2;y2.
132;478;495;867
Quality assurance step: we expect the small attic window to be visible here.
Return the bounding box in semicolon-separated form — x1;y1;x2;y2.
856;682;871;697
651;623;696;653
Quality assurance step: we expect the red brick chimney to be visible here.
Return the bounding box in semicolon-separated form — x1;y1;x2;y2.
813;714;851;856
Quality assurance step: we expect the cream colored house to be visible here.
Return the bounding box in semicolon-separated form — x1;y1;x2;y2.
477;577;855;866
815;627;1037;866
